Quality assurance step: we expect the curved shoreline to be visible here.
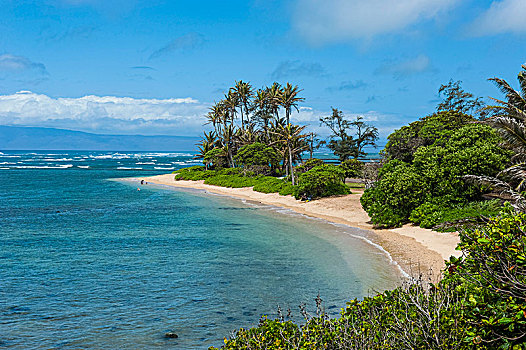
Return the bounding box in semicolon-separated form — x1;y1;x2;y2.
134;174;461;277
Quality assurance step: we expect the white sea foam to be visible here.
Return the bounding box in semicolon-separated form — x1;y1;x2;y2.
0;167;8;170
154;167;174;170
136;162;156;165
77;166;90;169
15;164;74;169
117;167;143;170
43;158;73;162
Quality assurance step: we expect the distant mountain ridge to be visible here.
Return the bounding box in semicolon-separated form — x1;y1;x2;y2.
0;126;199;151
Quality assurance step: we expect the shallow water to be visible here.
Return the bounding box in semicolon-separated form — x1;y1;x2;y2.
0;151;400;348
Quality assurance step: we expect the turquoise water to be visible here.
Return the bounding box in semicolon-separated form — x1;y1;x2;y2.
0;151;400;348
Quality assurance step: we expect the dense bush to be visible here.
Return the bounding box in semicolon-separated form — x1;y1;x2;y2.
362;122;511;228
175;166;294;196
383;111;474;163
294;158;325;174
204;174;259;188
204;148;229;169
294;165;350;200
361;161;429;227
174;166;217;180
213;209;526;349
410;200;502;231
252;177;295;196
339;158;364;179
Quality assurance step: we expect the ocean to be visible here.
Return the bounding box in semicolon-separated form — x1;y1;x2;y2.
0;151;400;349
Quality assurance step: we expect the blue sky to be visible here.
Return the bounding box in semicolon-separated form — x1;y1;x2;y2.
0;0;525;141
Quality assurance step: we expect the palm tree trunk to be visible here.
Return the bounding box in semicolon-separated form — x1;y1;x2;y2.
240;105;244;130
289;143;295;186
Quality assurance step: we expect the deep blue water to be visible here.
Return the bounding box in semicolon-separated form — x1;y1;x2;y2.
0;151;399;349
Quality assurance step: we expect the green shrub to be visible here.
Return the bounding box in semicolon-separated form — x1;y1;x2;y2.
443;207;526;347
252;177;295;196
234;143;280;168
294;165;350;200
174;166;217;181
204;148;229;169
383;111;474;162
361;161;430;227
295;158;325;174
410;200;503;230
363;123;511;228
204;174;259;188
339;158;364;178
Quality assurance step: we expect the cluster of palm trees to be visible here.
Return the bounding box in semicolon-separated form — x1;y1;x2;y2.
464;64;526;211
196;80;313;183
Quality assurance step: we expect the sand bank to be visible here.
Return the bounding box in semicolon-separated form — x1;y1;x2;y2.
135;174;461;276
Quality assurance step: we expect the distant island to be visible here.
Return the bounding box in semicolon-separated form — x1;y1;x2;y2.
0;125;199;151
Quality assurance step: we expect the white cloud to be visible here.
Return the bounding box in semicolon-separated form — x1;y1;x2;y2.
292;0;459;44
376;55;434;79
469;0;526;36
0;91;209;136
0;54;47;75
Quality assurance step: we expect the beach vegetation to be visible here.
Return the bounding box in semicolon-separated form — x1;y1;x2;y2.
293;165;350;200
409;199;502;231
339;158;364;179
362;119;511;228
294;158;324;174
234;142;280;175
382;110;474;163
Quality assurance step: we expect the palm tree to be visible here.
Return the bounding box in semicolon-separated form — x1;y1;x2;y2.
252;88;273;142
265;82;283;121
280;83;304;124
195;131;218;169
233;80;253;129
464;65;526;211
270;122;309;185
223;90;239;128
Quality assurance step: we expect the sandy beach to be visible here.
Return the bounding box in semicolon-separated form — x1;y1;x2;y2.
135;173;461;277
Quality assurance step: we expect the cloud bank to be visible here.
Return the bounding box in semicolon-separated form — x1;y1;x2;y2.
292;0;459;44
469;0;526;36
0;91;209;136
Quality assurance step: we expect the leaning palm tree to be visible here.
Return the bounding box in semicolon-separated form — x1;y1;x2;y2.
464;65;526;211
195;131;218;169
280;83;305;124
270;122;309;185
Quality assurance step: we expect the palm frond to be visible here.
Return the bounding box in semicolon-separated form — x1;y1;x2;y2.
463;175;526;212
